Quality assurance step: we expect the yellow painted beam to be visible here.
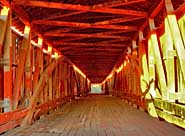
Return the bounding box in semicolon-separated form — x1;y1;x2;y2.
178;15;185;44
149;19;167;100
159;18;175;102
148;38;156;98
154;98;185;128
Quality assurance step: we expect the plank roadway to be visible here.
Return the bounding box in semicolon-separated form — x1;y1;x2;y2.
3;95;185;136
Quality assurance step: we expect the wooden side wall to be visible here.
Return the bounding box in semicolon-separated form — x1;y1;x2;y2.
0;5;90;133
102;1;185;128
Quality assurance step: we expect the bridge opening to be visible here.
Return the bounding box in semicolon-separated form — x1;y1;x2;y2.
91;84;102;94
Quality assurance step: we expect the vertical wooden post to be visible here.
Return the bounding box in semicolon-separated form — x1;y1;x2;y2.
55;63;59;98
70;68;74;96
12;26;31;110
131;40;137;97
0;6;9;103
149;19;167;100
64;63;68;96
69;66;73;96
44;83;48;103
160;18;175;102
3;9;12;112
61;62;65;97
24;34;32;107
138;31;149;94
49;75;53;101
53;64;56;99
58;62;62;98
138;31;157;116
33;38;43;94
148;38;155;98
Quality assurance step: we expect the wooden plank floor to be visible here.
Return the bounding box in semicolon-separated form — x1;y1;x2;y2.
3;95;185;136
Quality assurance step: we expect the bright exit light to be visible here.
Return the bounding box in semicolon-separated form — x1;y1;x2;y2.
91;84;102;94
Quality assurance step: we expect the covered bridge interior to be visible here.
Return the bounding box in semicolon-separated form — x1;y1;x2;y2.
0;0;185;135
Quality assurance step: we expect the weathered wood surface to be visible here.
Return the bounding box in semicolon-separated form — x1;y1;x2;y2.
3;95;185;136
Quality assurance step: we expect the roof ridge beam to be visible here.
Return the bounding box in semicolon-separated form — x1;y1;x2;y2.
53;42;126;47
32;20;138;30
45;33;129;39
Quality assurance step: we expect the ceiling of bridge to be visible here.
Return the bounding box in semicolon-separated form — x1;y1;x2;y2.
1;0;184;83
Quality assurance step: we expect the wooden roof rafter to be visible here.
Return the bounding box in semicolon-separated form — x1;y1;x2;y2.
38;0;146;41
58;45;126;50
1;0;165;83
43;21;137;37
45;33;129;39
32;20;138;30
68;53;121;56
62;50;123;54
94;16;145;25
44;29;133;43
95;38;129;44
12;0;147;17
53;42;127;47
29;0;146;21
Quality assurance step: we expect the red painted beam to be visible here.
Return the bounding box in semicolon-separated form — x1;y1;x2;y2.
45;33;129;39
12;0;147;17
0;109;28;133
95;16;145;25
54;42;127;47
43;0;146;20
32;20;138;30
133;0;164;40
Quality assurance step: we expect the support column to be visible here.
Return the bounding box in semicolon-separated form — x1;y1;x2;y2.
0;6;9;55
148;38;155;98
12;26;31;110
159;18;175;102
149;19;167;100
139;31;157;117
2;8;12;112
49;75;53;101
139;31;149;94
0;6;9;104
24;34;32;107
33;38;43;94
